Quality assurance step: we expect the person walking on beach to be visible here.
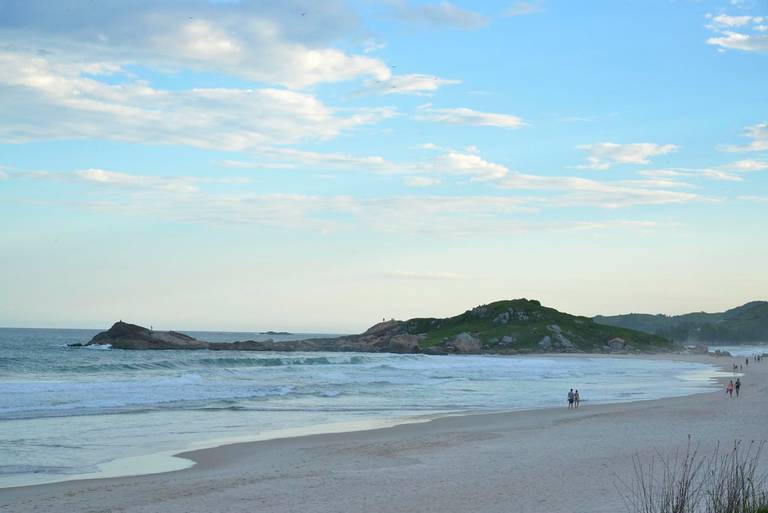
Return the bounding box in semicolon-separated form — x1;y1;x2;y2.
574;389;581;409
567;389;574;409
735;378;741;398
727;380;734;398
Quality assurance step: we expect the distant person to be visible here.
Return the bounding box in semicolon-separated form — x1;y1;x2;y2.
574;390;581;409
567;389;574;409
735;378;741;398
727;380;734;398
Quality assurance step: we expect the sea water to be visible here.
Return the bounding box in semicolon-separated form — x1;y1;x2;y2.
0;327;724;488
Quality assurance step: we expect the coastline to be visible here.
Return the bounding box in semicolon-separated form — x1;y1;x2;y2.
0;352;725;490
3;352;762;513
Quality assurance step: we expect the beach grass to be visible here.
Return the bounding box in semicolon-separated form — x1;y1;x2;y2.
621;440;767;513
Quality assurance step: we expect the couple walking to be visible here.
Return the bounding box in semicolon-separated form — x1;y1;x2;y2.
567;388;580;409
726;378;741;398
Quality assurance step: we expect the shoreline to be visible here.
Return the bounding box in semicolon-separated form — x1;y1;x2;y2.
0;353;735;492
4;353;763;513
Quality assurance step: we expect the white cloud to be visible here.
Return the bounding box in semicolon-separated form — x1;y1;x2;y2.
498;171;701;208
75;169;200;193
8;168;251;194
504;2;543;17
386;1;488;29
639;168;742;182
0;50;394;149
707;31;768;52
217;160;297;170
0;1;390;89
709;14;757;27
577;143;679;170
415;105;525;128
217;146;510;182
362;74;461;95
724;159;768;171
721;123;768;152
436;152;509;181
5;166;700;236
705;12;768;53
244;147;399;172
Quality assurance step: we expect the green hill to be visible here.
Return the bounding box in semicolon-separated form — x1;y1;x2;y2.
594;301;768;343
404;299;672;353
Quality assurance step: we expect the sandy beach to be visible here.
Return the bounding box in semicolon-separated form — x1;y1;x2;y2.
2;353;765;513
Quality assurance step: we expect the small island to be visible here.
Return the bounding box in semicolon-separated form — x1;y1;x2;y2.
71;299;673;354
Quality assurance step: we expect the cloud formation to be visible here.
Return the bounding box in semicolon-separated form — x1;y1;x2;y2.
415;105;525;128
0;0;390;88
0;50;394;149
3;163;704;236
724;159;768;171
499;171;700;208
721;123;768;152
577;142;679;170
385;1;488;29
705;12;768;53
361;74;461;95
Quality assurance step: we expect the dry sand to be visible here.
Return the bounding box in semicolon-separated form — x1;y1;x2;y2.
2;353;766;513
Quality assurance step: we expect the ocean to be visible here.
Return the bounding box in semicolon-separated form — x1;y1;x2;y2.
0;327;728;488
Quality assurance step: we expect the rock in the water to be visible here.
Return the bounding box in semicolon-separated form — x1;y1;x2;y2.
387;334;422;353
82;321;209;350
75;319;430;354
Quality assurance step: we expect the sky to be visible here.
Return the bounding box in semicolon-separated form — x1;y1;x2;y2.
0;0;766;332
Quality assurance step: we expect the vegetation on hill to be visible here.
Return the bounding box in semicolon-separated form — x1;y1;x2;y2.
403;299;672;353
594;301;768;343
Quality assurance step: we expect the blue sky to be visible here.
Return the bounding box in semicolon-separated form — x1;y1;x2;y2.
0;0;766;331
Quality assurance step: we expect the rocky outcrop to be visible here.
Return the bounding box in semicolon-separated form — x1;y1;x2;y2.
74;320;424;354
443;332;482;353
536;325;578;352
77;321;209;350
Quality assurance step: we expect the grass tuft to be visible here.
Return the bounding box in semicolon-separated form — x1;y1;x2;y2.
619;440;767;513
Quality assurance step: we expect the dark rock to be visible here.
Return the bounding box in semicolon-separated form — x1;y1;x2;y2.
80;321;208;350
